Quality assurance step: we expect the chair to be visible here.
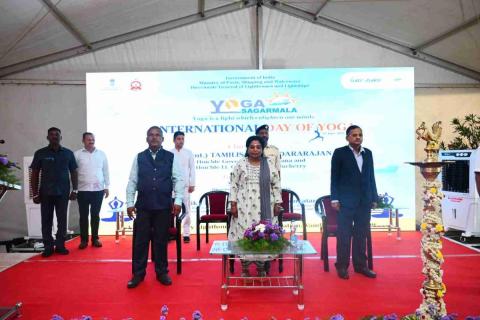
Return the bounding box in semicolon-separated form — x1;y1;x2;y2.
277;189;307;273
168;201;187;274
133;200;186;274
278;189;307;239
314;195;373;272
196;191;230;251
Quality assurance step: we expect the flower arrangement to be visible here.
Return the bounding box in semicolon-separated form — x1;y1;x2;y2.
49;310;480;320
0;152;20;185
237;221;289;253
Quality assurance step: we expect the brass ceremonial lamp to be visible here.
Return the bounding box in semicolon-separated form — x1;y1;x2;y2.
408;121;447;319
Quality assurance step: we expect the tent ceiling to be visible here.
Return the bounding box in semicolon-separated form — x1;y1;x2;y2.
318;0;480;47
55;0;199;43
0;0;479;81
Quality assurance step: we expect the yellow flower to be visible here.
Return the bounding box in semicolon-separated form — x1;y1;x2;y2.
437;251;444;259
430;187;437;194
435;224;444;232
421;223;427;230
437;290;444;297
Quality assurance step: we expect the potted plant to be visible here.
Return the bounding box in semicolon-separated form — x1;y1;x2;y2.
0;153;20;186
441;114;480;150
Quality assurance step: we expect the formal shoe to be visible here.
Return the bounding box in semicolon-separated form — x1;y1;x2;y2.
42;248;54;258
92;240;103;248
78;242;88;249
183;236;190;243
157;273;172;286
127;276;144;289
55;247;70;255
336;268;350;280
354;267;377;278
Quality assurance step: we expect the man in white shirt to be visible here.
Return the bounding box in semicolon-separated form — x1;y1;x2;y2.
74;132;110;249
170;131;196;243
475;146;480;197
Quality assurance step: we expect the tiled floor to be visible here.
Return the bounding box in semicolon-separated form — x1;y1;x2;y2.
0;253;38;272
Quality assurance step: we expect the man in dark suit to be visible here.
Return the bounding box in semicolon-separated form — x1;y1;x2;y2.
330;125;378;280
125;126;184;288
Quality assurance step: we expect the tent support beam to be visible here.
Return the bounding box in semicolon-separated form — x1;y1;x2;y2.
2;79;478;88
40;0;91;49
264;1;480;81
198;0;205;17
0;1;255;78
256;2;263;70
314;0;329;19
414;14;480;51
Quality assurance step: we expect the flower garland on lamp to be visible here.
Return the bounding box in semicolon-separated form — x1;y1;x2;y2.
417;183;447;318
409;121;448;319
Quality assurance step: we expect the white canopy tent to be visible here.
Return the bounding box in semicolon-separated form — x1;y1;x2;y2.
0;0;478;84
0;0;479;240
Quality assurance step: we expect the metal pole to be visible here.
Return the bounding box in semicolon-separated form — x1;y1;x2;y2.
256;3;263;70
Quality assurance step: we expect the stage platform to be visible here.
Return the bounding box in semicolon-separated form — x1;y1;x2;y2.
0;232;479;319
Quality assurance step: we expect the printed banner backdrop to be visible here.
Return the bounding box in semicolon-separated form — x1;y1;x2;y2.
86;68;415;235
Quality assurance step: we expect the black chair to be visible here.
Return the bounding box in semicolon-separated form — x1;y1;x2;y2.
314;195;373;272
135;200;186;274
168;201;187;274
196;191;230;251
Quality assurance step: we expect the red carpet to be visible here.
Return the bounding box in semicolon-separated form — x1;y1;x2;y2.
1;232;479;319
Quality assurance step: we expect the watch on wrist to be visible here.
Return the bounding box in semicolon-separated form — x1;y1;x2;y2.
72;190;78;193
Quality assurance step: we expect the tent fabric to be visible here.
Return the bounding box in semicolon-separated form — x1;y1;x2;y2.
0;0;478;83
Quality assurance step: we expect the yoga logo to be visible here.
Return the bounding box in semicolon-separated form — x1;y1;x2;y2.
309;128;325;143
101;196;132;222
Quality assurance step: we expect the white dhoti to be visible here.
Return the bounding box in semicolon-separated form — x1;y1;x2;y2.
182;188;191;236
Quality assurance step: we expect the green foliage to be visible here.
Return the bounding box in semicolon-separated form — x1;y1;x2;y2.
0;164;20;185
444;114;480;150
237;237;290;253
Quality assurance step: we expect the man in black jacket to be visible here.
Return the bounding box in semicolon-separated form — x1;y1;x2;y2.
125;126;184;288
330;125;377;280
